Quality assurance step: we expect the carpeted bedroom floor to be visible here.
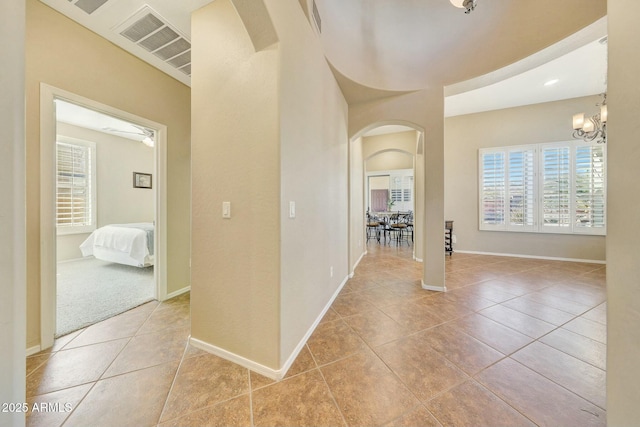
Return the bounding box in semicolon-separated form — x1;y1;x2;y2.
56;257;155;337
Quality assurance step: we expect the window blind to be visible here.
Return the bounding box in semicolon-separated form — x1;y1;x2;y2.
56;141;94;231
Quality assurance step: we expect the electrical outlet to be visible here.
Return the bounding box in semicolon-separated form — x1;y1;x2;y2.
452;234;457;244
330;266;333;277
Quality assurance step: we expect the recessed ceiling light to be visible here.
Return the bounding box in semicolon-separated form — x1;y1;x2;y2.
544;79;560;86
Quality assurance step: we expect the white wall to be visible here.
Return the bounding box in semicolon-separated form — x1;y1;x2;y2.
349;136;365;274
0;0;26;425
56;123;154;261
444;96;606;261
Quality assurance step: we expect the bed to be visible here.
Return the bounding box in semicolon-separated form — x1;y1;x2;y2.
80;223;154;267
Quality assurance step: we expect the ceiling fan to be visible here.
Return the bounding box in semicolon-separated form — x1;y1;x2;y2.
101;124;155;147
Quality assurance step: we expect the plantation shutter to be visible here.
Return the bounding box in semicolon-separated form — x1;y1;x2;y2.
56;141;93;231
574;143;606;232
541;145;571;231
479;150;506;229
507;147;536;230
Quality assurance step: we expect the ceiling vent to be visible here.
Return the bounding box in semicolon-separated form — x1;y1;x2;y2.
312;0;322;33
114;6;191;76
69;0;109;15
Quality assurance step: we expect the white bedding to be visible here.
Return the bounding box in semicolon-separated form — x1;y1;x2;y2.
80;223;154;267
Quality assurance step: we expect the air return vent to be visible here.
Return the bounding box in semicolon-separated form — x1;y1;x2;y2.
70;0;109;15
114;6;191;76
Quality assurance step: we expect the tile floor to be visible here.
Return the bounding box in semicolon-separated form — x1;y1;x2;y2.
26;243;607;426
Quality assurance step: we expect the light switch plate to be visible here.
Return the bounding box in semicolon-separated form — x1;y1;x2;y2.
222;201;231;218
289;201;296;218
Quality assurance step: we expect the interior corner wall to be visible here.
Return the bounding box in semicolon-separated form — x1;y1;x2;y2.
265;0;350;366
190;0;281;369
606;1;640;422
0;0;26;424
444;96;606;261
56;123;154;261
350;137;365;274
25;0;191;349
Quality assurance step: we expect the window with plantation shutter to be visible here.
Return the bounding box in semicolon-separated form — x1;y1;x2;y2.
541;145;571;231
574;143;606;232
479;141;605;236
56;139;96;234
479;150;506;228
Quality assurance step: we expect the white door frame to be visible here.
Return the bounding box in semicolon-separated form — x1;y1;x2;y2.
39;83;168;349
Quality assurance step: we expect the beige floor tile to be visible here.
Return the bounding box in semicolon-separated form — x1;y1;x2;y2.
331;292;378;317
319;307;341;324
26;383;93;427
375;335;469;402
307;319;368;366
102;327;189;378
416;324;505;375
415;296;473;322
137;301;190;335
359;286;409;308
540;328;606;370
452;313;534;355
158;395;251;427
26;354;50;378
562;316;607;344
63;310;150;349
438;289;496;312
252;369;345;427
478;358;605;427
63;361;179;427
512;341;606;409
250;371;276;390
582;303;607;325
379;301;445;333
382;405;441;427
479;305;556;338
426;380;536;427
160;353;249;422
537;284;606;308
343;308;411;347
321;351;420;427
284;344;317;378
522;291;592;315
502;296;576;326
26;339;128;397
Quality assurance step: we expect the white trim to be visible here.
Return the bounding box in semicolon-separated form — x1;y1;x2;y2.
414;256;423;262
189;274;350;381
40;83;169;349
421;280;446;292
26;345;42;357
189;336;283;380
166;286;191;300
454;250;606;264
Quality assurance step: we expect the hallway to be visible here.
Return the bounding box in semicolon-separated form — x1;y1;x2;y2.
26;244;606;426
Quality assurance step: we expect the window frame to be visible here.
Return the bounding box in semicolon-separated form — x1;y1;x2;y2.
55;137;97;235
478;140;606;236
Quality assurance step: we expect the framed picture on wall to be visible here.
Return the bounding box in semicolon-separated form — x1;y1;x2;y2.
133;172;152;189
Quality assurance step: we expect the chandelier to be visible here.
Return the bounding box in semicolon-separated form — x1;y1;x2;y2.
450;0;478;14
572;93;607;144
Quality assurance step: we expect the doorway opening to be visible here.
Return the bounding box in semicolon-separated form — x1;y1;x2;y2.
40;84;168;348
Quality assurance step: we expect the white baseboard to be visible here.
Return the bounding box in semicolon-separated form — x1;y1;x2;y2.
26;345;41;356
189;274;350;381
422;280;446;292
165;285;191;300
454;250;606;265
414;257;423;262
57;256;91;264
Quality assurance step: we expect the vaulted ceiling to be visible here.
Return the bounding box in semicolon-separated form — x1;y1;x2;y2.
40;0;607;109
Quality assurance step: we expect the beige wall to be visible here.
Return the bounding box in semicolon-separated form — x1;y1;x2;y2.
56;123;155;261
606;0;640;422
273;0;350;365
191;0;281;369
350;136;365;274
444;96;606;261
25;0;191;349
366;152;413;171
191;0;350;371
0;0;26;422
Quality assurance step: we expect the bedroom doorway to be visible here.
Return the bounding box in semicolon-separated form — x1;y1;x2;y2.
40;84;168;347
